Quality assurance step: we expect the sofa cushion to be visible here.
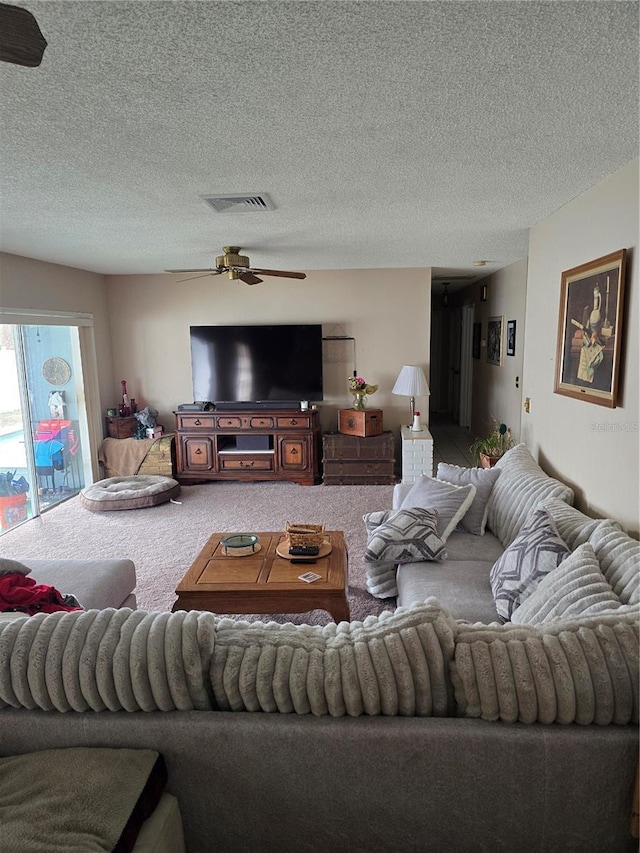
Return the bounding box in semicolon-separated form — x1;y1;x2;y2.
397;559;499;624
0;558;31;577
18;558;136;610
400;475;476;541
450;610;639;725
364;507;447;564
436;463;501;535
489;507;570;622
0;602;458;717
362;508;446;599
589;524;640;605
443;530;504;564
0;747;167;853
510;543;622;625
486;444;574;547
541;497;622;550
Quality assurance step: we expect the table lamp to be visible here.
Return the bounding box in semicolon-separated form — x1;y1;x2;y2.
392;365;430;425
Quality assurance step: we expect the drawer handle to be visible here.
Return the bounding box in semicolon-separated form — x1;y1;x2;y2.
240;461;255;468
290;448;298;456
289;418;298;425
195;448;202;456
194;418;201;426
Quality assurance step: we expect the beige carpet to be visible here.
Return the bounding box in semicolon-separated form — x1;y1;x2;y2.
0;481;396;625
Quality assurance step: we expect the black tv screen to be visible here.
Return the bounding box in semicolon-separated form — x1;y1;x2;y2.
190;324;324;403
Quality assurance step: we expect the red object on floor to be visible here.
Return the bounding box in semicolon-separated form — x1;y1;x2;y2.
0;572;82;614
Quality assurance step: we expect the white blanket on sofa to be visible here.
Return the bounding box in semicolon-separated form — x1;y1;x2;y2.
0;602;456;717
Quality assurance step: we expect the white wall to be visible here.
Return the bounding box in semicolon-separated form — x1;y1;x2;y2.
104;268;432;441
470;259;528;442
521;158;639;535
0;252;114;417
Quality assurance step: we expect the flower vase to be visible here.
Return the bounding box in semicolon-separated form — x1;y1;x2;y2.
352;392;366;411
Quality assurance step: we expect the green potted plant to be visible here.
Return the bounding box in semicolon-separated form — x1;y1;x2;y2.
470;421;515;468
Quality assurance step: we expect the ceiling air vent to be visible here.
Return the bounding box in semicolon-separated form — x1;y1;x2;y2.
200;193;276;213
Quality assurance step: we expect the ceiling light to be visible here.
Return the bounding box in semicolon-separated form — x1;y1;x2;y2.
473;260;488;267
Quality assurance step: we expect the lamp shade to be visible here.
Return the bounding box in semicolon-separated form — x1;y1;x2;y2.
392;365;430;398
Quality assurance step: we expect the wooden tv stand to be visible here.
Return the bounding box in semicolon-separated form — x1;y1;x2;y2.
174;407;320;486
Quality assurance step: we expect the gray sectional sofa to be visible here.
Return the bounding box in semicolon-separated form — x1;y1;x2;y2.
0;445;638;853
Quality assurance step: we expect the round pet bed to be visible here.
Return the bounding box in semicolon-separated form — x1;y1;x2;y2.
80;475;181;512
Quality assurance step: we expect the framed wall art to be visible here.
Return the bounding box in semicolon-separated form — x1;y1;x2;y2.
554;249;627;408
486;316;503;366
506;320;516;356
472;322;481;359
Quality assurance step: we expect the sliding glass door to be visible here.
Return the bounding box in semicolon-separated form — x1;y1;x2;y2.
0;322;93;533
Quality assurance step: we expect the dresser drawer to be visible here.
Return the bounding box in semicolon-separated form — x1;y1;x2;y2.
176;414;216;430
276;415;313;429
218;454;274;472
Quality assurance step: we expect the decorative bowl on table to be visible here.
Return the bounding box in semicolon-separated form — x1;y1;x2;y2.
220;533;261;557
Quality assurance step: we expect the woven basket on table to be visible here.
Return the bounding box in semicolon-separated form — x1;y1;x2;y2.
284;522;325;548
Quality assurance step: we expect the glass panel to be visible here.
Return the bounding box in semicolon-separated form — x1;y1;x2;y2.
0;323;92;534
21;325;89;514
0;325;34;531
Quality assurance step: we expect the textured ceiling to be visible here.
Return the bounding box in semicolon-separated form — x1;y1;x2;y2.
0;1;638;282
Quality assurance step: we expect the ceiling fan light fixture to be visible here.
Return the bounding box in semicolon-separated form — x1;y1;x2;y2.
217;247;250;269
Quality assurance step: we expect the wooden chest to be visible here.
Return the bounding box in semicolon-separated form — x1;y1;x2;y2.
322;431;395;485
106;416;138;439
338;408;383;437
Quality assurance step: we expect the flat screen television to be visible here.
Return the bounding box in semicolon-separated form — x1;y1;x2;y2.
190;324;324;404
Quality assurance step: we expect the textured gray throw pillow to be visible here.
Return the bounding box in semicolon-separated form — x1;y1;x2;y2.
364;507;447;565
437;463;501;536
510;542;622;624
400;476;476;542
489;507;570;622
0;558;32;578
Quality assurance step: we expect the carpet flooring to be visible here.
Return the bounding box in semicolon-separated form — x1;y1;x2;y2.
0;481;396;625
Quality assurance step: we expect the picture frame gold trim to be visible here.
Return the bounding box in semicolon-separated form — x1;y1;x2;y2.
554;249;626;408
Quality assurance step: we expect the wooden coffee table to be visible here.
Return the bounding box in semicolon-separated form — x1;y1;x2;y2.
173;530;350;622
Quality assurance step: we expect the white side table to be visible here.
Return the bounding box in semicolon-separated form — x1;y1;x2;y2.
400;425;434;484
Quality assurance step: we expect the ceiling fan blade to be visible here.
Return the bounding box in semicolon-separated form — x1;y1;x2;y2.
251;269;307;280
165;268;223;274
238;271;263;286
0;3;47;67
177;272;221;283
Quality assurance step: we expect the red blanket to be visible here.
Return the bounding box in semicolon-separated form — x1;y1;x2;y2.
0;572;83;615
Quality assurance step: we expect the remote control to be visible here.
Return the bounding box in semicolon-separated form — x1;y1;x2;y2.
291;558;317;564
289;545;320;556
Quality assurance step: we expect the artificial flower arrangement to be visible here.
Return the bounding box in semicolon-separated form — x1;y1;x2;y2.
347;376;378;396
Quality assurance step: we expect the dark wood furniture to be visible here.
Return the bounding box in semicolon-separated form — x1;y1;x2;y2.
322;431;396;485
106;415;138;439
338;407;383;437
174;408;320;486
173;530;349;622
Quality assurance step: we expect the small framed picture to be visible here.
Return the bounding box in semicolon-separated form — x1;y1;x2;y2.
472;322;481;359
554;249;626;408
506;320;516;356
486;316;503;366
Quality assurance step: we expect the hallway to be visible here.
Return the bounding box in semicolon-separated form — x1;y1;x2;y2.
428;413;475;470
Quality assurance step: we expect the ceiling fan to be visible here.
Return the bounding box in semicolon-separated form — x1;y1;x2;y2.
166;247;307;286
0;3;47;67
